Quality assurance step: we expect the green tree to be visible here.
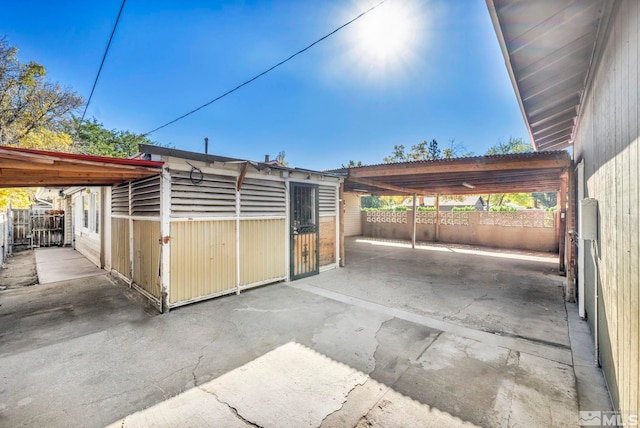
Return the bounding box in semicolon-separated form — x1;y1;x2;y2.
427;139;440;159
342;160;363;168
275;150;288;166
0;188;33;210
532;192;557;209
443;139;473;159
385;139;471;163
383;144;409;163
361;195;385;209
0;38;82;146
70;118;155;158
19;127;73;152
486;136;533;155
485;137;540;210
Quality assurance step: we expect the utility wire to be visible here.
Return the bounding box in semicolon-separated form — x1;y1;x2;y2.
144;0;388;136
80;0;127;123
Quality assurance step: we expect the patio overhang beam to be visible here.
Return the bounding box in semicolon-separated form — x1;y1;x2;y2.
348;176;425;196
353;182;563;197
348;157;569;179
0;146;163;188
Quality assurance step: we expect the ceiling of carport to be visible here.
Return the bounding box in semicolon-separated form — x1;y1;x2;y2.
339;151;571;196
0;146;163;188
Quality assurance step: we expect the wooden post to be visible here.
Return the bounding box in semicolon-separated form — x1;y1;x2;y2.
435;194;440;242
558;172;568;274
411;193;417;248
566;164;576;301
7;201;12;255
339;183;345;267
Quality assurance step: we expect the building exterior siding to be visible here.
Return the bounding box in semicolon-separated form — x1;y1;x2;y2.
111;217;130;279
169;220;237;305
573;1;639;414
344;192;362;237
132;220;161;300
239;218;286;287
319;216;336;266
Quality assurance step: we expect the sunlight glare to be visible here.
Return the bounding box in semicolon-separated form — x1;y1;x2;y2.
356;2;415;64
340;0;426;82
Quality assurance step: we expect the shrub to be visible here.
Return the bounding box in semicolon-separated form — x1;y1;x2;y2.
361;206;407;212
452;206;476;212
417;206;436;211
489;206;517;212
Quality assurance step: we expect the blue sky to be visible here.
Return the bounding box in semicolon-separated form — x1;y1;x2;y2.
1;0;527;170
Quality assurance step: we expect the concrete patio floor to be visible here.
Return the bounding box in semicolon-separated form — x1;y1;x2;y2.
0;240;611;427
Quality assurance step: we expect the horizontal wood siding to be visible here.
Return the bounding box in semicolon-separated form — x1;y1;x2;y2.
573;2;639;415
344;192;362;236
111;217;130;279
132;220;161;299
170;220;236;304
239;219;286;286
319;216;336;266
75;232;100;268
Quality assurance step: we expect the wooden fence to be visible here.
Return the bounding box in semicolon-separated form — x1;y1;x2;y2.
2;208;66;254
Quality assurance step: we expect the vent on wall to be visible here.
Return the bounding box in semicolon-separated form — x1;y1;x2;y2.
319;185;337;216
240;178;286;217
131;175;161;216
171;170;236;217
111;183;130;215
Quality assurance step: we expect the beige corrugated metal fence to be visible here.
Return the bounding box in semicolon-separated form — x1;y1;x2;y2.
239;218;286;287
111;217;130;279
170;220;236;305
132;220;161;299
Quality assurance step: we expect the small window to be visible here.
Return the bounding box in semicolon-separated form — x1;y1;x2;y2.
83;196;89;228
94;193;100;234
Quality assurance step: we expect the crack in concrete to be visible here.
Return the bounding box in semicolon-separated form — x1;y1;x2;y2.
192;353;204;387
199;387;262;427
370;320;387;374
443;293;487;321
319;377;370;426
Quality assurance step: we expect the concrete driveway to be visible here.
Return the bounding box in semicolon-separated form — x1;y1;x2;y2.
0;240;609;427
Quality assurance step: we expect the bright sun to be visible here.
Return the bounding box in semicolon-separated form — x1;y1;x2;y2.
343;0;425;80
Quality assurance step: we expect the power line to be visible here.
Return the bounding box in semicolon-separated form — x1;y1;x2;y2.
80;0;127;123
144;0;388;136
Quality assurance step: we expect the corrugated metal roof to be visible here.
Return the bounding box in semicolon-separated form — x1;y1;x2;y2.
341;150;571;196
332;150;569;171
140;144;342;178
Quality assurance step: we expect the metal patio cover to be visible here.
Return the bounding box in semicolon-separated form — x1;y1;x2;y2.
340;151;571;196
0;146;163;188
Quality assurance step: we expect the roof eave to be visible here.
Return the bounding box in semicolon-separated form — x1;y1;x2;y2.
485;0;539;151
